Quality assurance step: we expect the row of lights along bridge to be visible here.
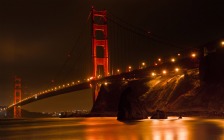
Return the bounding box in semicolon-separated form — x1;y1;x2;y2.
40;52;198;95
115;52;197;75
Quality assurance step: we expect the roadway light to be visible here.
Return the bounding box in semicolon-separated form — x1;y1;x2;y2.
140;62;146;69
175;68;179;72
221;41;224;47
178;53;181;56
171;58;175;62
191;53;196;58
104;82;108;86
158;58;161;62
154;63;158;66
117;69;120;74
128;66;132;72
162;70;167;75
151;72;156;77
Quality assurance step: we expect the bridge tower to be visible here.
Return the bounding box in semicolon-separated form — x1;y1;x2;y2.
91;7;109;78
14;76;22;118
91;7;109;102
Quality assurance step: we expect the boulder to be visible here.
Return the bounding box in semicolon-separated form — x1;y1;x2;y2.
117;87;148;120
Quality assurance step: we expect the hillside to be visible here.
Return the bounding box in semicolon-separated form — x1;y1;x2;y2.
91;44;224;117
91;68;224;117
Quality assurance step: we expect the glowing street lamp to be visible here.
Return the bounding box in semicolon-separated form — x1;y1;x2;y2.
171;58;175;62
140;62;146;69
191;53;196;58
104;82;108;86
128;66;132;72
151;72;156;77
178;53;181;56
175;68;179;72
162;70;167;75
158;58;161;62
117;69;120;74
221;41;224;47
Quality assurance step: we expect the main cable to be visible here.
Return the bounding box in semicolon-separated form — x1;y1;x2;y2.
52;10;92;84
107;12;181;50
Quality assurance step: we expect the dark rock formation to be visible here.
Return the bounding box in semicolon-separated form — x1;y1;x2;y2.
90;47;224;117
117;86;148;120
199;41;224;83
91;82;124;116
150;110;167;119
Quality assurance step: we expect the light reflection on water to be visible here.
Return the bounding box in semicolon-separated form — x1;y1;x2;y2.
0;117;223;140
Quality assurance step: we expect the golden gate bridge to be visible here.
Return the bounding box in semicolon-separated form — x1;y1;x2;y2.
5;7;224;118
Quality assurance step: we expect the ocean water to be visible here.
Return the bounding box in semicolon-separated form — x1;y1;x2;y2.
0;117;224;140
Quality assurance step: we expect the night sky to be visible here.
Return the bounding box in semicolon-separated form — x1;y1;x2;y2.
0;0;223;112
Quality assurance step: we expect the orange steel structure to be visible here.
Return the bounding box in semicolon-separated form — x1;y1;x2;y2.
14;76;22;118
91;7;109;102
91;7;109;78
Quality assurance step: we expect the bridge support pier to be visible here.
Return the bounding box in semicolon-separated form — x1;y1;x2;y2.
14;76;22;118
14;106;21;118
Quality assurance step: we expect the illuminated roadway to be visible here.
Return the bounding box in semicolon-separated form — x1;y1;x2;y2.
7;69;147;109
7;51;201;110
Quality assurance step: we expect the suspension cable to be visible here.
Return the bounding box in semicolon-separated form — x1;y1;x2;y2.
52;10;92;84
107;12;181;49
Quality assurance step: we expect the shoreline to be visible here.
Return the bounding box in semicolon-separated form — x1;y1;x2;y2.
58;111;224;119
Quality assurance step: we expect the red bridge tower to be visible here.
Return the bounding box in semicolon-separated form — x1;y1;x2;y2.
91;7;109;102
91;7;109;78
14;76;22;118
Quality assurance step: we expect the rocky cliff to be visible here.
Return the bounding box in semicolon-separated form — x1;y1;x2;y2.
91;50;224;118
